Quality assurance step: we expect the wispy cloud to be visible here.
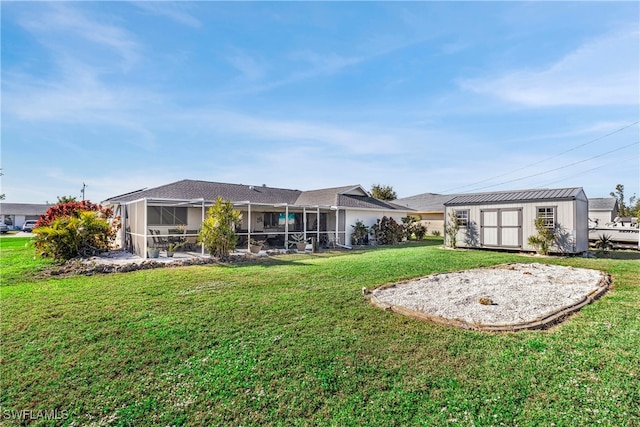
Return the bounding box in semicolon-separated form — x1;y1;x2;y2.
226;48;268;81
132;2;202;28
19;3;141;69
459;29;639;106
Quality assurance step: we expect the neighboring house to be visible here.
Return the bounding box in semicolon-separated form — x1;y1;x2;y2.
103;179;411;258
393;193;458;235
443;187;589;254
0;203;53;230
588;197;619;227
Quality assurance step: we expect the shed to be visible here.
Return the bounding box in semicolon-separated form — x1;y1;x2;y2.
444;187;589;254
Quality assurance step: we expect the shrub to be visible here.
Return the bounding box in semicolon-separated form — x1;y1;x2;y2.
36;200;114;228
413;223;427;240
527;218;557;255
444;211;460;248
350;220;370;245
33;201;120;261
594;234;614;253
198;197;241;259
34;210;117;260
371;216;403;245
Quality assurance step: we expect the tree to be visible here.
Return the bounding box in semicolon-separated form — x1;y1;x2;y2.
527;218;557;255
198;197;241;259
56;195;77;204
610;184;637;217
444;210;460;248
370;184;397;201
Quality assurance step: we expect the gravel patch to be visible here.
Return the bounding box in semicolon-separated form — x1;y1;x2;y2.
370;263;610;331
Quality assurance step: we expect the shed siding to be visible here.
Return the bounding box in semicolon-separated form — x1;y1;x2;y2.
447;197;585;253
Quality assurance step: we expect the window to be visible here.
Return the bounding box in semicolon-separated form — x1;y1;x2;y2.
147;207;187;226
263;212;279;228
536;207;555;228
456;210;469;227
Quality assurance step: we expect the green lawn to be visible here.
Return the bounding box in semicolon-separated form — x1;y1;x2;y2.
1;237;639;426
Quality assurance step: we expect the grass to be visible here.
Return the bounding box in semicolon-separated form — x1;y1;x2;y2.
1;236;639;426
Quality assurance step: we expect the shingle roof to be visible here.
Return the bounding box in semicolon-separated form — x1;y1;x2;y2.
444;187;584;206
393;193;457;212
293;185;358;206
0;203;53;216
104;180;301;205
588;198;618;211
104;180;407;211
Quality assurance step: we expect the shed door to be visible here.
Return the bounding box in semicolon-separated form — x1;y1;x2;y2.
481;210;499;246
481;209;522;248
500;209;522;248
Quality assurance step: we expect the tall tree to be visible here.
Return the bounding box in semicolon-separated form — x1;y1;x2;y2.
610;184;636;217
370;184;397;201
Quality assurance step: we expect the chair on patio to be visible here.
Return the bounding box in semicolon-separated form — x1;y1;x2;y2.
149;229;168;250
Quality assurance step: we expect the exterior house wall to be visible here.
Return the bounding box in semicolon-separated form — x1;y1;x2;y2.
344;209;408;246
446;197;586;253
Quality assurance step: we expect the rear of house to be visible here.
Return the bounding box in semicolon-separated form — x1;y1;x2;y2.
444;187;589;254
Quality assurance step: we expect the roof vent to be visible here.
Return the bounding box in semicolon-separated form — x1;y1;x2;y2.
262;184;266;187
249;185;254;190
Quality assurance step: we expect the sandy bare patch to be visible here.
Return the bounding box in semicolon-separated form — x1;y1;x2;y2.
370;263;610;331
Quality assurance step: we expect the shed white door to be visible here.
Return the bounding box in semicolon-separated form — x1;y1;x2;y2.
481;209;522;248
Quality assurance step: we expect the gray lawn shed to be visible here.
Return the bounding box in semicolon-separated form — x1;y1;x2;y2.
444;187;589;254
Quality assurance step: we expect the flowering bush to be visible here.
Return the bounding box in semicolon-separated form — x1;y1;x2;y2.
33;201;120;260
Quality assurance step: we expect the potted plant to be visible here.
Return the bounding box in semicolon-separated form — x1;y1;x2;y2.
166;241;185;257
249;238;264;254
148;246;160;258
289;233;308;251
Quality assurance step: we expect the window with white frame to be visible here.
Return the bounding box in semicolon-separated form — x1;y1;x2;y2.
536;207;555;228
456;210;469;227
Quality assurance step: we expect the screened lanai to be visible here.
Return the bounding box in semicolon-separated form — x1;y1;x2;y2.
119;197;347;258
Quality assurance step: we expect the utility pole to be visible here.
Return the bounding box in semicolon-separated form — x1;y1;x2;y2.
81;182;87;201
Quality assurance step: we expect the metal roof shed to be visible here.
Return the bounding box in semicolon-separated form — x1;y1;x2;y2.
444;187;589;254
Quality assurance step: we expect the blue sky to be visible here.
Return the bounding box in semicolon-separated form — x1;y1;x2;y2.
2;1;639;204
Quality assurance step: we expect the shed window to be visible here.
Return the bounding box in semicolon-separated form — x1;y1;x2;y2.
148;207;187;226
456;210;469;227
536;207;555;228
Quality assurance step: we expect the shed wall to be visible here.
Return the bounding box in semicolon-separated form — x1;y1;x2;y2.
446;199;584;253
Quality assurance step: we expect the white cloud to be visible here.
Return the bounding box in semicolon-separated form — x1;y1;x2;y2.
133;2;202;28
459;29;639;106
19;3;141;69
226;49;267;81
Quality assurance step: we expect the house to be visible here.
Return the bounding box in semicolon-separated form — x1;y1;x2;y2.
588;197;619;227
393;193;458;236
103;179;411;258
0;203;53;230
443;187;589;254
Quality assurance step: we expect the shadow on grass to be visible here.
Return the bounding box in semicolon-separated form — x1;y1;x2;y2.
591;250;640;260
